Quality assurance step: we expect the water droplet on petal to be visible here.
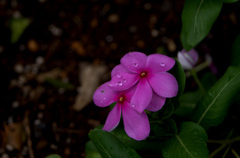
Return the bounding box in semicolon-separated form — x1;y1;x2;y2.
123;79;126;83
132;63;138;67
117;81;123;86
108;83;113;87
116;74;122;78
131;104;135;108
103;97;106;100
160;62;166;67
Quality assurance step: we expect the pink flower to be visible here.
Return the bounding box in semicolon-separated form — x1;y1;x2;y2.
177;49;199;70
93;82;150;140
108;52;178;113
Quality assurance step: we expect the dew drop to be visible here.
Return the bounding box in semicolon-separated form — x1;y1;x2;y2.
160;62;166;67
132;63;138;67
103;97;106;100
108;83;113;87
131;104;135;108
117;81;123;86
123;79;127;83
116;74;122;78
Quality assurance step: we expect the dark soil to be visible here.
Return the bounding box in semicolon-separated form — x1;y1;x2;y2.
0;0;240;157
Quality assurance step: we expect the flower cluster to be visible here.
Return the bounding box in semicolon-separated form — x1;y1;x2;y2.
93;52;178;140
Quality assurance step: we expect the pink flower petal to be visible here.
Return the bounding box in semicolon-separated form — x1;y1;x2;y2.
111;64;129;78
147;72;178;98
93;82;119;107
146;54;175;73
131;78;152;113
102;103;121;131
146;92;166;112
120;52;147;73
122;102;150;141
108;72;140;91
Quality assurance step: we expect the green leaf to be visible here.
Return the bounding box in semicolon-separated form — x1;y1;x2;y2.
151;118;178;138
223;0;238;3
192;66;240;128
45;78;74;90
169;59;186;96
85;141;102;158
157;101;175;120
162;122;208;158
88;129;141;158
174;72;217;118
9;17;31;43
180;0;223;50
111;125;163;152
174;90;202;118
230;34;240;66
45;154;61;158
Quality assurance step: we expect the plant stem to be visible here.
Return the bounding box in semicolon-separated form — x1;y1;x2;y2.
190;69;206;93
231;149;240;158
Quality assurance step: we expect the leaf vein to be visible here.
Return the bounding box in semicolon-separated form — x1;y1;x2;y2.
175;134;194;158
197;71;240;124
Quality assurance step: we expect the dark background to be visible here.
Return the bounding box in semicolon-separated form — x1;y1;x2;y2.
0;0;240;157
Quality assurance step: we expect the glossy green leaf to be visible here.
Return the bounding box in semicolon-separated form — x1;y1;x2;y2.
85;141;102;158
162;122;208;158
180;0;223;50
223;0;238;3
45;154;61;158
192;66;240;128
230;34;240;66
9;17;31;43
88;129;141;158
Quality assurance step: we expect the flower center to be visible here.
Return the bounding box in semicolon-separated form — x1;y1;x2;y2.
140;71;147;78
118;96;125;103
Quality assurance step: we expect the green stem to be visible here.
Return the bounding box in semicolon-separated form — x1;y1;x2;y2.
190;69;206;93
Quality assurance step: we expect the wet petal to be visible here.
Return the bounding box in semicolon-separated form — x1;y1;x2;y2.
120;52;147;73
102;103;121;131
93;82;119;107
108;72;140;91
122;102;150;141
146;54;175;73
111;64;129;78
131;78;152;113
147;72;178;98
146;92;166;112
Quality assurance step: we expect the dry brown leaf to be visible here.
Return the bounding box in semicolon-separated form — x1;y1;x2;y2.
72;62;108;111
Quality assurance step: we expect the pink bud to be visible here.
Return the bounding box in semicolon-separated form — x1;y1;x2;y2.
177;49;199;70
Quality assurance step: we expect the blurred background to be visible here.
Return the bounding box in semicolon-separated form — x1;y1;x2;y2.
0;0;239;157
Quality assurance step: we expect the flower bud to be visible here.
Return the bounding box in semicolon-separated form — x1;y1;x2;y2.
177;49;199;70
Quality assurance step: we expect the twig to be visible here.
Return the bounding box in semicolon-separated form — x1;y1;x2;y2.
232;149;240;158
23;111;34;158
209;143;227;158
